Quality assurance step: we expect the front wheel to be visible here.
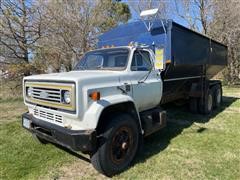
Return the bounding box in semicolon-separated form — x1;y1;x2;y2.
91;114;139;177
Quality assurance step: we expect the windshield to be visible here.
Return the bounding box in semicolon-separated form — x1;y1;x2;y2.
74;48;129;70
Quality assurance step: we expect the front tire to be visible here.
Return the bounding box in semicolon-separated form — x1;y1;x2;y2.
91;114;139;177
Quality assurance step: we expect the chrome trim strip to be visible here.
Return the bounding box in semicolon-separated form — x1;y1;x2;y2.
164;76;203;82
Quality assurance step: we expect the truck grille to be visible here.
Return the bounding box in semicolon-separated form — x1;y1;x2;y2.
31;87;61;103
34;109;63;124
25;81;75;111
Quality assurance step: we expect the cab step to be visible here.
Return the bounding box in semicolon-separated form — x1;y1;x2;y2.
140;108;167;137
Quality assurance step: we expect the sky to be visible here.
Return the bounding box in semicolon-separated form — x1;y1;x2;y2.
122;0;194;29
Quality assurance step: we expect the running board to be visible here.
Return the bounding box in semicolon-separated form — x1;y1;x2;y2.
140;108;167;137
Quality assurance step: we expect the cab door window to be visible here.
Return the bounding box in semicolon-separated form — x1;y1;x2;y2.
131;50;152;71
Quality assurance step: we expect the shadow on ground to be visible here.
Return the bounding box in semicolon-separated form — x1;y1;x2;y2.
54;96;239;173
133;96;239;165
55;144;91;163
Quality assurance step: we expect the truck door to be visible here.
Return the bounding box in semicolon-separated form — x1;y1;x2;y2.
130;49;163;111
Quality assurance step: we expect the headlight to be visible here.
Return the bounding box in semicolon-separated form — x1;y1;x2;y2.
63;90;71;104
27;87;33;97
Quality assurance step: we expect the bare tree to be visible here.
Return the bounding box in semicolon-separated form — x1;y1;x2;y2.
0;0;43;64
37;0;131;72
174;0;213;34
209;0;240;84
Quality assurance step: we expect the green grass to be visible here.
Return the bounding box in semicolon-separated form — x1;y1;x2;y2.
0;86;240;179
0;122;74;179
0;99;75;180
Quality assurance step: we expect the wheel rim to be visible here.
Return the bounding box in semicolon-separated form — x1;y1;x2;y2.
216;89;221;104
207;93;213;112
110;126;133;165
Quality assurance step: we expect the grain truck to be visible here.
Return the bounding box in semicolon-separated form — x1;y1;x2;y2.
22;17;227;176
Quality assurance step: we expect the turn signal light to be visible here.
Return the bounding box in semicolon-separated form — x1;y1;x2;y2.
89;91;100;101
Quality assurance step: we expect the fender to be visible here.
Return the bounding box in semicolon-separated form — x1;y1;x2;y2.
82;94;142;131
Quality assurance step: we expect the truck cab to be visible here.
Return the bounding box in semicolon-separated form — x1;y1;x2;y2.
22;45;167;176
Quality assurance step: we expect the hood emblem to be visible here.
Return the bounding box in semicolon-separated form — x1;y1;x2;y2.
40;91;48;99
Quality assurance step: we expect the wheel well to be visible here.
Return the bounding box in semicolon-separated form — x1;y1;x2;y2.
96;102;141;135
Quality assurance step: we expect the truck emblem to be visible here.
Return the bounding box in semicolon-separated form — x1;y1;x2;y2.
40;91;48;99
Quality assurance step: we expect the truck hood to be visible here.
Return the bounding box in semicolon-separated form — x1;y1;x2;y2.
24;70;122;83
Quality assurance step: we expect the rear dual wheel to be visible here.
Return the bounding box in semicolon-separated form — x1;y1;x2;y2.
212;84;222;108
198;84;222;114
91;114;139;177
189;89;214;114
199;90;214;114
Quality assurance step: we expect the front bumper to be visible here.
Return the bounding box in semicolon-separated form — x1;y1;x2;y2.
22;112;97;153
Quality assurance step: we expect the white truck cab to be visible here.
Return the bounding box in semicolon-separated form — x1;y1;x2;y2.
22;45;166;176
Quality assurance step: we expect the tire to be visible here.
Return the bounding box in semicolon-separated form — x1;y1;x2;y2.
199;89;214;114
91;114;139;177
189;98;198;113
32;134;48;144
212;84;222;108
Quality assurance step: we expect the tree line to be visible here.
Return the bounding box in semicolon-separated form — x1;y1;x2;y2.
0;0;239;85
0;0;130;82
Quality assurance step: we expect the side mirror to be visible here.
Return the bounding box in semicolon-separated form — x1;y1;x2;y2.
154;48;165;70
